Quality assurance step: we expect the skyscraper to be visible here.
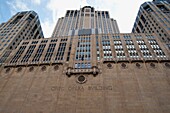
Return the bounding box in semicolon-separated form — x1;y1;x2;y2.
153;0;170;3
0;11;44;63
52;6;119;37
132;0;170;50
0;5;170;113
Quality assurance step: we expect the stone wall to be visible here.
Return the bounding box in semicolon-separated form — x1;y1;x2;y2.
0;62;169;113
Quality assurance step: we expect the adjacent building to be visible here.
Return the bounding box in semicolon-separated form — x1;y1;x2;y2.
132;0;170;50
153;0;170;3
0;11;44;63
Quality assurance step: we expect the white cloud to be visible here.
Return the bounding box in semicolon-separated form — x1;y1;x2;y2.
41;19;55;38
47;0;81;21
44;0;82;37
31;0;41;5
46;0;149;34
5;0;150;37
107;0;148;33
87;0;149;32
6;0;29;15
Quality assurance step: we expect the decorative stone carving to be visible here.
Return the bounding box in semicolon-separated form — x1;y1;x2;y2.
41;66;46;71
77;75;86;84
150;63;156;68
5;68;10;73
54;65;59;70
66;66;99;76
121;63;127;68
165;62;170;68
29;66;34;72
17;67;22;72
107;63;112;69
136;63;141;68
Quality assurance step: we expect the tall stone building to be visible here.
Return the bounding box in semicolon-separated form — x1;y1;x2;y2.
153;0;170;3
52;6;119;37
0;11;44;63
132;0;170;50
0;5;170;113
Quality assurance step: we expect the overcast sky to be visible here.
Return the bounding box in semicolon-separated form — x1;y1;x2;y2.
0;0;150;37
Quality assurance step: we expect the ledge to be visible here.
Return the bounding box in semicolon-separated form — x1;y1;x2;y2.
66;66;99;76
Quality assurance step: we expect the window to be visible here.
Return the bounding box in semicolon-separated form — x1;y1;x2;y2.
113;40;121;45
74;35;91;69
102;36;112;59
114;40;125;58
75;62;91;69
137;40;152;58
51;39;57;42
167;44;170;50
146;35;155;39
0;51;11;63
125;40;139;58
41;40;48;43
66;38;72;61
22;42;29;45
43;44;56;61
21;45;36;62
123;35;131;39
55;42;67;61
148;40;166;58
10;46;26;63
31;41;38;44
61;39;67;42
32;44;46;62
75;36;91;61
135;35;142;39
96;36;100;60
112;35;120;39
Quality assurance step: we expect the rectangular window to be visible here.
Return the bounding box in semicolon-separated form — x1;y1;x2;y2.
67;38;73;61
10;46;26;63
51;39;58;42
44;44;56;61
135;35;142;39
146;35;155;39
112;35;120;39
21;45;36;62
96;36;100;61
75;36;91;61
61;39;67;42
22;42;29;45
167;44;170;50
75;62;91;69
137;40;152;58
125;40;138;58
114;40;126;58
41;40;48;43
31;41;38;44
102;38;112;59
74;35;91;69
148;39;166;57
123;35;131;39
32;44;46;62
55;42;67;61
0;50;11;63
